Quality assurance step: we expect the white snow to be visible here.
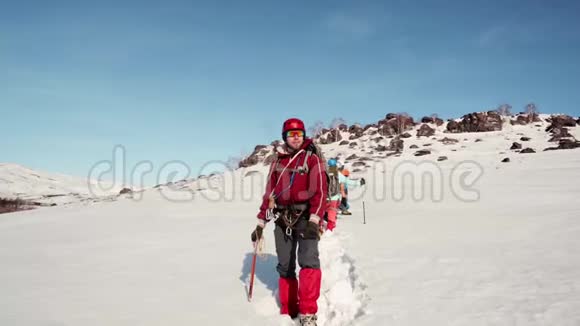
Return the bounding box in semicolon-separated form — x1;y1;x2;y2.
0;163;122;206
1;117;580;325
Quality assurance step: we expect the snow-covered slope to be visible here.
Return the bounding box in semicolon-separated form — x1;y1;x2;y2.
0;163;121;206
1;112;580;325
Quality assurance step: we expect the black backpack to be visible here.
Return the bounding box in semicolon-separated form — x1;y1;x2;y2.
327;167;340;198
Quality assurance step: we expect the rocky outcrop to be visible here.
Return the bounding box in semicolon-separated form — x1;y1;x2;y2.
546;115;577;129
239;144;272;168
446;111;503;133
388;137;404;152
544;139;580;151
416;124;435;138
511;113;541;125
421;116;444;126
548;127;572;142
348;125;364;139
377;114;415;136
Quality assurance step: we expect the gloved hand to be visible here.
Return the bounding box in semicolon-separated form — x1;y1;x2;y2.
300;221;320;240
360;177;366;186
251;225;263;242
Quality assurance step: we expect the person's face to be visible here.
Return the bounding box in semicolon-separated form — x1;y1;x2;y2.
286;130;304;150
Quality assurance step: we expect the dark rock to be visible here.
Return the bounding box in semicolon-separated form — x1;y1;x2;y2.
325;130;343;144
417;124;435;137
373;137;384;143
349;142;358;147
352;161;367;167
544;139;580;151
346;154;359;160
377;114;415;136
348;125;364;139
440;137;459;145
352;168;363;173
401;132;412;138
119;188;133;195
421;116;444;126
520;137;531;141
423;143;432;147
338;124;348;131
446;120;460;133
363;124;377;131
511;113;541;125
388;137;404;152
254;145;267;151
501;158;510;163
376;145;388;152
548;127;572;142
339;140;350;146
437;156;448;161
414;150;431;157
446;112;503;133
510;142;522;150
547;115;577;130
239;155;260;168
475;139;483;142
410;144;419;149
520;148;536;154
369;130;378;136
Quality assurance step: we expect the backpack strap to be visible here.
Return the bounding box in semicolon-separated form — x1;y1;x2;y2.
297;150;313;174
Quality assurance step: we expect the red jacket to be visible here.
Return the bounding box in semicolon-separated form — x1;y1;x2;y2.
257;138;327;225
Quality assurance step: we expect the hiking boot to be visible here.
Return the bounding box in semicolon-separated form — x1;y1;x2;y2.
341;210;352;215
299;314;317;326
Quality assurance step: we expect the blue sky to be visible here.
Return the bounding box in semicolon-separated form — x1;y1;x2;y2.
1;0;579;185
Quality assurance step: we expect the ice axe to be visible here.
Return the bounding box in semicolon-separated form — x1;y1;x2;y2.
248;242;258;302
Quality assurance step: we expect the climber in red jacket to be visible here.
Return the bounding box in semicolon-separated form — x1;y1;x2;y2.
251;118;327;325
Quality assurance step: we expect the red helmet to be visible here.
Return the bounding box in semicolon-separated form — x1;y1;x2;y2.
282;118;306;141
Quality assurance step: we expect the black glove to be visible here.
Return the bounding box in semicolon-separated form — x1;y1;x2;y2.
360;178;366;186
300;221;320;240
251;225;263;242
